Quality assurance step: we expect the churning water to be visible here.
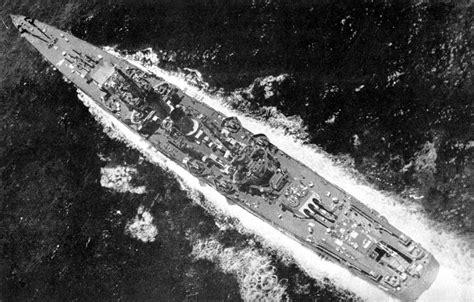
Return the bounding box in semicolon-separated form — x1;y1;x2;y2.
77;49;473;301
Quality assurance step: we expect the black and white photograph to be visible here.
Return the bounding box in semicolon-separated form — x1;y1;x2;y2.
1;1;472;301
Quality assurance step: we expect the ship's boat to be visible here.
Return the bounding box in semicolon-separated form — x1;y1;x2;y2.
11;15;439;301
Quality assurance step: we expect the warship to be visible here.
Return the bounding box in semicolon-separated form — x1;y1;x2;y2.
11;15;439;301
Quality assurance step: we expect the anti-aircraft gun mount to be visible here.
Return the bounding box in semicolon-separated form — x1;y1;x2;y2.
12;14;440;301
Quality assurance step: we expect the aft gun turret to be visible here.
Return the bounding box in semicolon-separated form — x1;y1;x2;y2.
11;15;440;301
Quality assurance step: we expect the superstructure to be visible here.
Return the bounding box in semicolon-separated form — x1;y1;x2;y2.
11;15;439;301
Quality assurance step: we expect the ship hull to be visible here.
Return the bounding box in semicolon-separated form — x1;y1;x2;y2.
12;15;439;301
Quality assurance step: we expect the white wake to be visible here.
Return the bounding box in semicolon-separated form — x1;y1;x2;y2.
76;48;473;301
125;205;158;243
100;165;147;194
191;237;288;301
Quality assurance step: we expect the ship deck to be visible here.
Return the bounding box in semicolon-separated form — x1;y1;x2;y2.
12;15;439;301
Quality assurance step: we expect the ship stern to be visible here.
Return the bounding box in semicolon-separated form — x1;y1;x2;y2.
399;254;440;301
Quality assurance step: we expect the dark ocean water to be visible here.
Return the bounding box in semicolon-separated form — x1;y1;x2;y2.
1;1;472;301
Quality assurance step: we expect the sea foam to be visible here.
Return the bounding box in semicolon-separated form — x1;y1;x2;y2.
191;237;288;301
75;48;473;301
100;165;147;194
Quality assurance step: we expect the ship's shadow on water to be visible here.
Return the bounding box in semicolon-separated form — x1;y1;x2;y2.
1;1;472;301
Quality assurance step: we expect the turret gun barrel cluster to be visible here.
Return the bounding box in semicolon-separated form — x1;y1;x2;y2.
11;15;439;301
